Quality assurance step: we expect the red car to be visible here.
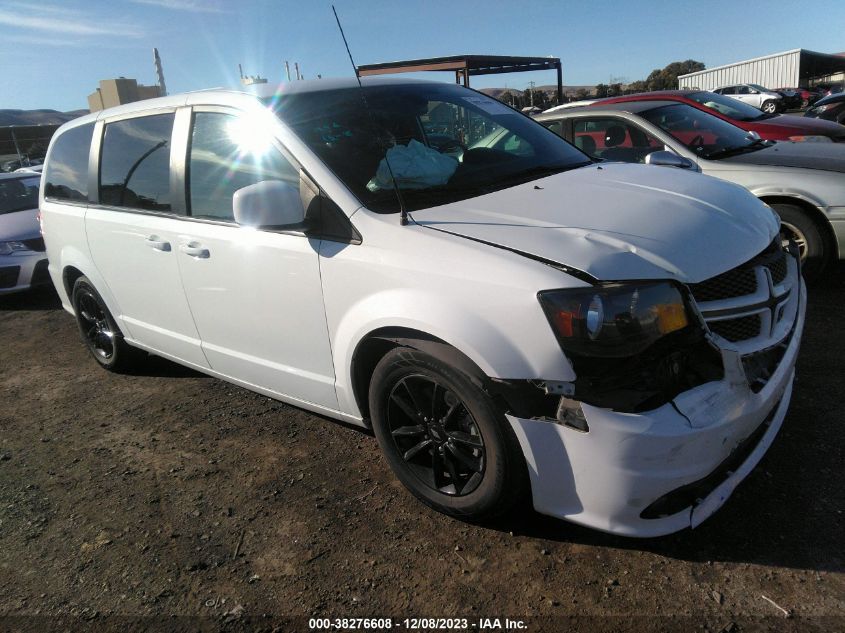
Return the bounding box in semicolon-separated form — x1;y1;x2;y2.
597;90;845;142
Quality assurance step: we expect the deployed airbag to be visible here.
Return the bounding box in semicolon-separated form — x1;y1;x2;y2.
367;139;458;192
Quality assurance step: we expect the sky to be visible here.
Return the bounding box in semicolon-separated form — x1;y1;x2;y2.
1;0;844;112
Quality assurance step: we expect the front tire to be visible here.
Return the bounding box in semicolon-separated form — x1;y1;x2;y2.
369;347;527;520
71;276;141;372
761;100;778;114
771;203;829;281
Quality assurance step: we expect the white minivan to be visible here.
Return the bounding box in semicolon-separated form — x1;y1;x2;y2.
40;78;805;537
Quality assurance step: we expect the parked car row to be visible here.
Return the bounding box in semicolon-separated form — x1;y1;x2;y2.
0;171;49;295
31;77;808;538
805;91;845;124
539;89;845;279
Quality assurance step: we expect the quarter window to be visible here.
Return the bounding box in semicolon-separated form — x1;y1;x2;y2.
187;112;299;221
99;114;175;212
44;122;94;202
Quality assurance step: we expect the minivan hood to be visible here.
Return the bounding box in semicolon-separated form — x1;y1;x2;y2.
413;163;778;284
0;207;40;241
722;141;845;172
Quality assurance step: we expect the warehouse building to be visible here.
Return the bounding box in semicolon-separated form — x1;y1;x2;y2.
678;49;845;90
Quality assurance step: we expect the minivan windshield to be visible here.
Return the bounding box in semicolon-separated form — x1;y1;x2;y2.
267;83;591;213
687;91;771;121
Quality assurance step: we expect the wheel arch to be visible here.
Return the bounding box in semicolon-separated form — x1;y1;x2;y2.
350;327;491;426
62;265;85;300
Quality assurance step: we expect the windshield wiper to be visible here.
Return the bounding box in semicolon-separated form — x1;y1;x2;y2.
704;138;769;160
495;161;592;186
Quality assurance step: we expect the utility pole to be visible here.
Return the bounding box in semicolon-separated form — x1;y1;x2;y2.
528;80;536;107
285;61;291;81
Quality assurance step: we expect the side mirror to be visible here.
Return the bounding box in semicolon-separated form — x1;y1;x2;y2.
645;151;696;170
746;130;762;142
233;180;305;228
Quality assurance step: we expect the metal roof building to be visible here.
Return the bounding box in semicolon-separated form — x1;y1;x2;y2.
678;49;845;90
357;55;563;102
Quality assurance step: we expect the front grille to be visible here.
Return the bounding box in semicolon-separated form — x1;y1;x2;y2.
689;266;757;303
690;237;798;392
689;238;790;304
709;314;762;342
0;266;21;288
767;250;787;285
21;237;45;252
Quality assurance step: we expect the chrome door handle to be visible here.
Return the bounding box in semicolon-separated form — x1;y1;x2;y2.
145;235;171;251
179;243;210;259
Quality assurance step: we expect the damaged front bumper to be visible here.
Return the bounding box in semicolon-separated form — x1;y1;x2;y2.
508;279;806;538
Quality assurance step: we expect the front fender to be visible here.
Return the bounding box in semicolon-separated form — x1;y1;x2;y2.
331;287;575;417
747;186;828;212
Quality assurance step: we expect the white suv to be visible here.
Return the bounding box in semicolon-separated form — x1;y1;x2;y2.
713;84;783;113
40;78;805;537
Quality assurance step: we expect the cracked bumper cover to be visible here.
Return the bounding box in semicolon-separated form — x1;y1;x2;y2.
507;280;806;538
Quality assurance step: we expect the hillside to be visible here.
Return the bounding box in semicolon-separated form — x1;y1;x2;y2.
0;109;88;127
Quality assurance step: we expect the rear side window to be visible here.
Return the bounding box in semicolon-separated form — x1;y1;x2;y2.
100;114;174;212
187;111;298;221
44;122;94;202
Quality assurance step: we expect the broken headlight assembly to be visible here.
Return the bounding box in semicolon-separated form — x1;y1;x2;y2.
538;282;723;413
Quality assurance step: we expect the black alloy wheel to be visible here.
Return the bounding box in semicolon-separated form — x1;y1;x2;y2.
369;347;527;520
71;276;141;372
76;287;116;362
386;374;485;496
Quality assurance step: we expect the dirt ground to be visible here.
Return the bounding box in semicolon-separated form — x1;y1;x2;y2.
1;266;843;633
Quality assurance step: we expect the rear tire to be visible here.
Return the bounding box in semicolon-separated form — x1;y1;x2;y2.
761;100;778;114
770;203;829;281
71;276;142;372
369;347;528;521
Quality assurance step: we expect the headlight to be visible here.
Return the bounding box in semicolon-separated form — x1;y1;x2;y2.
538;282;691;358
787;135;832;142
0;241;30;255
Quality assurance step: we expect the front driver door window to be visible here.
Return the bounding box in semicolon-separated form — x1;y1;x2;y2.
176;109;339;409
572;118;663;164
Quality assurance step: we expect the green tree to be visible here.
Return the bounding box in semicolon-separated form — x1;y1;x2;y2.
624;80;649;94
595;83;609;98
575;88;589;100
644;59;705;91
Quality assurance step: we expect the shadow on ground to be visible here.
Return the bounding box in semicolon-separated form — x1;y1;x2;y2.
0;285;61;311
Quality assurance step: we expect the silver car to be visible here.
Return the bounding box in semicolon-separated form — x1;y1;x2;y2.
0;172;49;294
714;84;783;114
536;101;845;279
